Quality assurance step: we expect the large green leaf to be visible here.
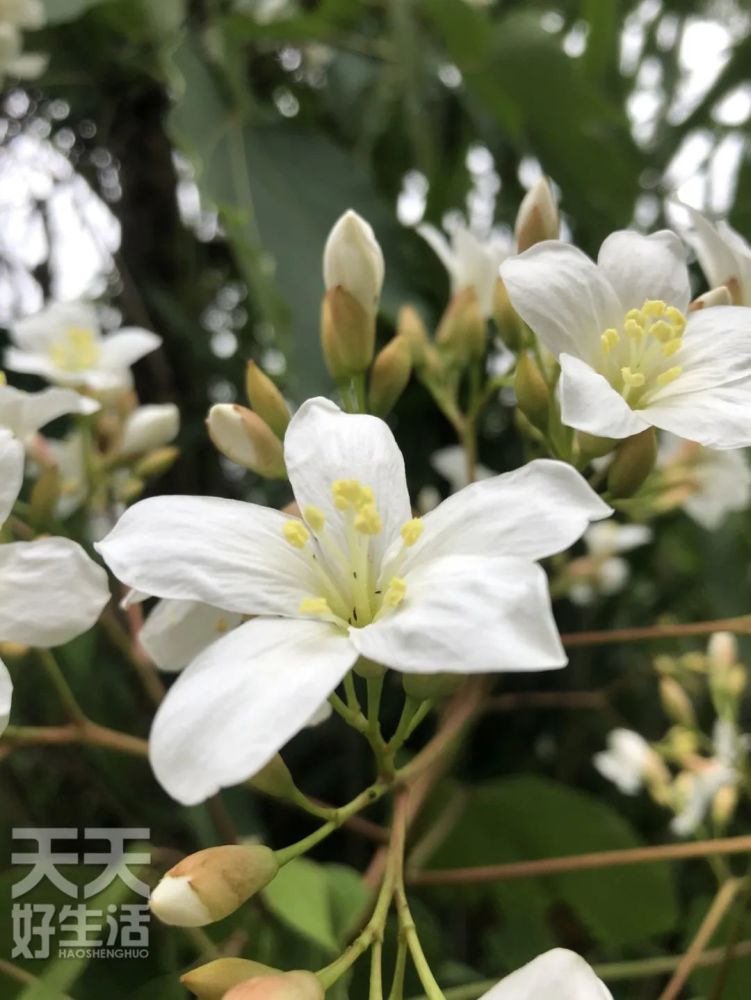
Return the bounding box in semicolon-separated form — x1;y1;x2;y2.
426;776;678;949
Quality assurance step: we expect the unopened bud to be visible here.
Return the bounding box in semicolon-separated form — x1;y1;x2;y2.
712;784;738;829
659;677;696;727
398;305;430;366
118;403;179;456
150;844;279;927
369;335;412;416
515;176;559;253
207;405;286;478
224;971;324;1000
246;362;290;438
514;353;549;431
665;726;698;761
436;287;486;364
119;477;145;503
576;432;616;463
728;666;747;696
402;672;463;701
607;428;657;498
247;755;299;801
323;209;384;317
134;446;180;479
321;286;375;378
643;750;672;805
181;959;277;1000
30;464;61;526
688;285;732;311
493;279;525;350
707;632;738;671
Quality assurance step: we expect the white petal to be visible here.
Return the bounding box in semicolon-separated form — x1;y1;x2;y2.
0;433;24;526
597;230;691;313
417;223;457;282
395;458;610;572
500;242;622;360
0;656;12;735
149;617;357;804
350;555;565;674
0;538;109;646
685;208;751;305
452;225;504;318
479;948;613;1000
684;447;751;529
140;599;244;672
11;301;98;353
585;521;652;556
284;398;411;563
96;496;318;617
4;348;63;382
323;210;384;313
647;379;751;450
0;385;98;439
559;353;650;439
99;328;162;372
118;403;179;456
653;306;751;399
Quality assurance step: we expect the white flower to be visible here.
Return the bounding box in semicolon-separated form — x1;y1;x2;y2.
501;231;751;448
323;210;384;317
97;397;609;803
0;442;110;737
418;221;511;318
569;521;652;606
684;207;751;306
6;301;162;393
479;948;612;1000
594;728;652;795
670;719;746;836
118;403;179;456
658;434;751;530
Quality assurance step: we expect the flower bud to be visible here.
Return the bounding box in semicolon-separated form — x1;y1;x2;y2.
712;783;738;829
435;287;486;364
493;279;525;350
118;477;145;503
368;335;412;417
688;285;732;312
514;353;549;431
323;209;384;317
247;755;299;800
150;844;279;927
607;428;657;498
659;677;696;727
30;464;61;527
402;672;463;701
181;959;277;1000
576;432;616;463
224;971;324;1000
707;631;738;671
398;304;430;366
245;362;290;438
514;176;559;253
118;404;179;457
321;286;375;378
134;446;180;480
207;405;286;478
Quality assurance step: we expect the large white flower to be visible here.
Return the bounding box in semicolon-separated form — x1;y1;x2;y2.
0;443;110;737
418;221;511;318
501;231;751;448
594;728;652;795
97;397;609;803
5;301;161;393
658;434;751;530
683;207;751;306
479;948;612;1000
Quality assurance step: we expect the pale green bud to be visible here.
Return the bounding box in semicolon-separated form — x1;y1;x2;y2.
514;176;559;253
514;352;549;431
607;428;657;498
245;361;290;438
181;959;277;1000
369;334;412;416
207;404;286;478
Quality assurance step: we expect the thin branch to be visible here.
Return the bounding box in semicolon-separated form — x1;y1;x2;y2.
3;722;149;757
561;614;751;648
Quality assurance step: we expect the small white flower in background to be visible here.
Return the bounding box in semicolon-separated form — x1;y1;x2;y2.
594;728;652;795
323;210;385;317
118;403;179;457
0;0;46;83
501;230;751;448
568;521;652;606
683;206;751;306
658;434;751;530
479;948;612;1000
670;719;746;836
97;397;610;804
5;301;162;393
0;439;110;737
417;219;512;318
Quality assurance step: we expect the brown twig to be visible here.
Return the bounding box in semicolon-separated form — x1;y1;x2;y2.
408;835;751;886
3;722;149;757
483;691;606;712
561;614;751;648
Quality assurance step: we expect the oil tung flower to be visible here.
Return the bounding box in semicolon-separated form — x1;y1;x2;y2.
418;220;512;318
683;207;751;306
657;434;751;530
6;301;161;393
97;397;609;804
501;231;751;448
479;948;612;999
594;728;652;795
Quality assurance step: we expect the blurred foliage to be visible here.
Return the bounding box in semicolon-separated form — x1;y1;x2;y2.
2;0;751;997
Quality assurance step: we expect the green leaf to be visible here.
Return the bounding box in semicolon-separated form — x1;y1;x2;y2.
263;858;339;953
427;776;678;949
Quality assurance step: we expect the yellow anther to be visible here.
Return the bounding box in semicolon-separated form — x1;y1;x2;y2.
621;367;646;388
642;299;667;317
283;520;310;548
625;308;645;325
601;328;620;352
304;505;325;532
624;320;644;341
665;306;687;330
354;502;382;535
656;366;683;388
332;479;363;510
400;518;424;547
299;596;331;616
662;338;682;358
383;577;407;609
358;485;375;507
650;320;675;343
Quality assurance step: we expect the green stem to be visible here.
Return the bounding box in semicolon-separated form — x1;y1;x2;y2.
387;933;408;1000
386;697;430;753
353;372;369;413
370;938;384;1000
345;672;363;714
394;822;445;1000
329;691;369;733
37;649;87;727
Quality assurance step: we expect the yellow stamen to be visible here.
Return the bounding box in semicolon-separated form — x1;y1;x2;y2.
656;366;683;387
354;502;382;535
299;596;331;616
624;320;643;341
304;505;325;532
650;320;675;343
382;577;407;609
400;518;424;547
601;328;620;352
49;326;100;373
662;338;682;358
621;367;646;388
642;299;667;317
625;308;645;325
665;306;687;330
283;520;310;548
332;479;362;510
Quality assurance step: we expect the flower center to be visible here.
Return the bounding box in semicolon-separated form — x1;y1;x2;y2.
49;326;101;373
282;478;423;631
597;299;686;407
